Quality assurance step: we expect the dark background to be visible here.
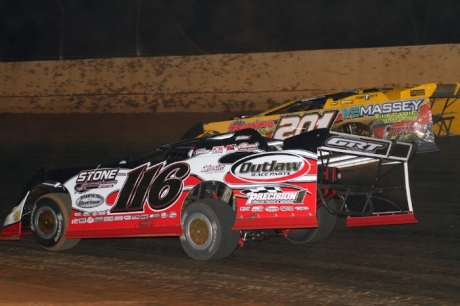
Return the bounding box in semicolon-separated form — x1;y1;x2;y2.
1;0;460;62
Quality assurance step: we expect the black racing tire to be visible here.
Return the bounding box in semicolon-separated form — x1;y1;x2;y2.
285;200;337;244
31;193;80;251
180;199;239;261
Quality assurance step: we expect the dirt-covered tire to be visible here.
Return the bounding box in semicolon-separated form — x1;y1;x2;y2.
31;193;80;251
285;200;337;244
180;199;239;261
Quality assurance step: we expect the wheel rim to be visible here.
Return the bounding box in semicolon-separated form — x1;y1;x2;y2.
35;206;58;239
186;213;212;250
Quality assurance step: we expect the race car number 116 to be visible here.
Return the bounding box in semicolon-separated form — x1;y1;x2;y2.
110;163;190;212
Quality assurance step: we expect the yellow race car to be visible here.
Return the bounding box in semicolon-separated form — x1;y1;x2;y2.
183;83;460;153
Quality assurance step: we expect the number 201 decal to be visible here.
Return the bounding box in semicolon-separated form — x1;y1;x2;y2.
111;162;190;212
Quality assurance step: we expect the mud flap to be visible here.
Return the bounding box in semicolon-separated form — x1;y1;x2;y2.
347;213;417;227
0;221;22;240
0;193;29;240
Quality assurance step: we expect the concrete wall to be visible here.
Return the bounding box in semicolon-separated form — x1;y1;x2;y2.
0;44;459;114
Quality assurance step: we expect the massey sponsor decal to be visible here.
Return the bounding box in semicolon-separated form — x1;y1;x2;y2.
228;120;274;133
243;188;307;205
75;168;119;192
273;110;338;139
325;136;387;153
76;194;105;208
230;152;311;183
342;99;424;120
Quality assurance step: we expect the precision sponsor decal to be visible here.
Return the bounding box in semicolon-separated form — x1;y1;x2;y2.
230;152;311;183
342;99;424;120
246;191;306;205
242;187;307;205
76;194;105;208
325;136;387;153
75;168;119;192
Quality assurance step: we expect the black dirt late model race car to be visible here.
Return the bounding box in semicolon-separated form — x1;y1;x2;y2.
0;128;416;260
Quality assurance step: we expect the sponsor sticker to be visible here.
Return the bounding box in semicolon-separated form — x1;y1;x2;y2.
76;194;104;208
228;120;274;133
244;188;307;205
325;136;387;153
231;152;311;183
13;211;21;222
212;146;224;154
201;164;226;173
75;168;119;192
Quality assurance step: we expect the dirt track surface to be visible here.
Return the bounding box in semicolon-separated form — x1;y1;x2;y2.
1;113;460;305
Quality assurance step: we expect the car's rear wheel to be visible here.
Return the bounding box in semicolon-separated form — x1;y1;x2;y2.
180;199;239;260
31;193;80;251
284;200;337;244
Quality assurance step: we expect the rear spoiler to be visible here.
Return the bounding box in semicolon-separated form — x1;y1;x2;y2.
284;129;417;227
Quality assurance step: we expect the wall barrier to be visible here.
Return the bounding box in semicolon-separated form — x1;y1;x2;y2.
1;44;459;116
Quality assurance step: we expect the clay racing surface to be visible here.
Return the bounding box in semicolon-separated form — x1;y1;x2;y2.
0;113;459;305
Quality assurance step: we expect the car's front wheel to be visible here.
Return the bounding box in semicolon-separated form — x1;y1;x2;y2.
180;199;239;260
31;193;80;251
